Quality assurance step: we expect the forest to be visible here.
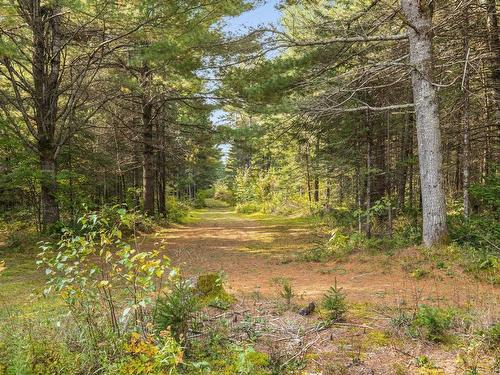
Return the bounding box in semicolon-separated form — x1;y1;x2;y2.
0;0;499;373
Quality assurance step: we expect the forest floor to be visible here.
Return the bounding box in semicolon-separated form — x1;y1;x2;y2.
145;207;499;374
153;208;497;310
1;208;498;374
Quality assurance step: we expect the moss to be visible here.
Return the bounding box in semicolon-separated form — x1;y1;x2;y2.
194;273;235;309
363;330;391;349
245;350;270;368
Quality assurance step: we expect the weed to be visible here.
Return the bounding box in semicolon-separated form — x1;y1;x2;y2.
411;305;454;342
411;268;430;279
477;322;500;350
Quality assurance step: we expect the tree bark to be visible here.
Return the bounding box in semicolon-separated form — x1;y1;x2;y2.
314;137;320;203
141;66;155;215
484;0;500;129
401;0;448;246
462;9;471;219
32;2;62;228
397;113;412;209
157;123;166;217
39;142;60;228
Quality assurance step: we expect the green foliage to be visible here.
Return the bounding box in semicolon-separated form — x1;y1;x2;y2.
235;346;271;375
193;189;213;208
321;279;347;323
411;305;455;343
0;322;76;375
115;332;182;375
273;277;294;307
477;323;500;350
469;174;500;211
37;207;170;338
213;181;235;205
165;196;190;223
155;278;200;342
236;202;262;214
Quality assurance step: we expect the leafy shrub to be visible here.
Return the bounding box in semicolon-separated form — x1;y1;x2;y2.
165;196;190;223
321;280;347;323
235;346;270;375
478;322;500;350
411;305;454;342
213;181;235;205
155;278;200;342
0;321;77;375
37;207;171;340
193;189;211;208
236;202;261;214
116;332;182;375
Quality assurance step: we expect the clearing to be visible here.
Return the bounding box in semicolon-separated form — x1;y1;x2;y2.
153;208;497;310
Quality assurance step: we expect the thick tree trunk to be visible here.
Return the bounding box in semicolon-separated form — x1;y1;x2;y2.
32;2;61;229
401;0;448;246
141;67;155;215
39;143;60;228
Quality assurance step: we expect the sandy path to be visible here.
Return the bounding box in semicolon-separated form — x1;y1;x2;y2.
152;208;498;310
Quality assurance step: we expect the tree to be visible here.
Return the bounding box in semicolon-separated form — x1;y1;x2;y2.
0;0;144;228
401;0;448;246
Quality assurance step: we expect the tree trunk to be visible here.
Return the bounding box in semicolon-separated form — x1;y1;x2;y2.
484;0;500;129
305;144;312;204
366;131;372;239
141;66;155;215
462;9;471;219
314;137;320;203
32;2;62;229
39;143;60;228
157;123;166;217
397;113;412;209
401;0;448;246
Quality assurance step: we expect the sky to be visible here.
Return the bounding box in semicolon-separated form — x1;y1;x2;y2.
224;0;281;35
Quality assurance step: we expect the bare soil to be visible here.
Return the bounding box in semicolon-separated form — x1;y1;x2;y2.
153;208;498;312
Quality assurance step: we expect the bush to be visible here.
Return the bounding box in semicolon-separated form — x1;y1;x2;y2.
37;207;171;340
155;278;200;342
115;332;182;375
193;189;213;208
235;202;261;214
411;305;454;342
213;181;235;205
165;196;190;223
321;279;347;323
478;322;500;350
0;319;77;375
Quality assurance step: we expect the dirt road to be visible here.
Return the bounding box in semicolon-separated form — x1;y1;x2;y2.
154;208;497;310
